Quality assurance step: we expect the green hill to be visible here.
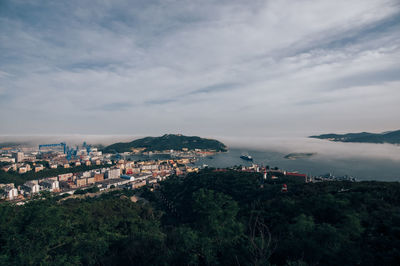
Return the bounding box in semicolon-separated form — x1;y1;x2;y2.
310;129;400;144
103;134;227;153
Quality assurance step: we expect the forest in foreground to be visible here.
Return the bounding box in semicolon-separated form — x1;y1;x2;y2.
0;170;399;265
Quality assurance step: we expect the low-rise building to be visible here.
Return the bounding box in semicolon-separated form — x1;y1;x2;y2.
0;157;15;163
132;180;147;189
59;181;76;189
81;171;91;178
147;178;158;185
76;178;87;187
94;173;104;182
58;173;73;181
87;177;95;185
35;164;44;172
18;166;28;174
98;178;129;189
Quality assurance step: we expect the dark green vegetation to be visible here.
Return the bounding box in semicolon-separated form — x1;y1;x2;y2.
0;164;110;185
310;129;400;144
74;186;100;195
1;170;400;265
103;134;227;153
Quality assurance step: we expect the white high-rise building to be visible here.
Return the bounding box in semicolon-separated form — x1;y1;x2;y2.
40;179;60;192
3;186;18;200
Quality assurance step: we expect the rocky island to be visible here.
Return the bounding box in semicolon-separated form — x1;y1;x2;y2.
284;152;316;160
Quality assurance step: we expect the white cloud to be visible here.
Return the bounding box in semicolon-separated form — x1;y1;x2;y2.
0;0;399;136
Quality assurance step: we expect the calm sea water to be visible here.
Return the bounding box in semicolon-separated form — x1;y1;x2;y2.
194;148;400;181
2;135;399;181
131;147;400;181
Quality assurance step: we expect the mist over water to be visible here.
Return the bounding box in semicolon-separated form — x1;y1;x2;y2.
0;135;141;147
1;135;399;181
216;136;400;181
221;136;400;162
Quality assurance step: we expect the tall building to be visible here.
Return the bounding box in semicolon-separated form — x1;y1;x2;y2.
22;181;40;194
40;179;60;192
106;168;121;179
12;152;24;163
3;186;18;200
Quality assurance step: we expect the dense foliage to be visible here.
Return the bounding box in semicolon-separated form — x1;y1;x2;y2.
1;170;399;265
102;134;227;153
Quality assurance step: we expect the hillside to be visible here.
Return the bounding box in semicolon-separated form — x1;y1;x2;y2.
103;134;227;153
1;170;399;265
310;129;400;144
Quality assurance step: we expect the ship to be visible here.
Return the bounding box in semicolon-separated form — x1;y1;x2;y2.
240;154;253;161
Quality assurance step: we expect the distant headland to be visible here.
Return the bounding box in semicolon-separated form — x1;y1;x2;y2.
309;130;400;144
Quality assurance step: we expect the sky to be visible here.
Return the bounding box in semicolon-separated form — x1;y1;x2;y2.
1;0;400;138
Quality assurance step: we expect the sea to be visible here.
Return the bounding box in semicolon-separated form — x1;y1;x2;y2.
1;135;400;182
128;147;400;181
127;137;400;182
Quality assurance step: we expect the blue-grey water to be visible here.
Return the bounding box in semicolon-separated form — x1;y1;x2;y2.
194;148;400;181
130;147;400;181
2;135;399;182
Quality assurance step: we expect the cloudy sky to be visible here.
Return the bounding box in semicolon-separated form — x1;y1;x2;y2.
1;0;399;138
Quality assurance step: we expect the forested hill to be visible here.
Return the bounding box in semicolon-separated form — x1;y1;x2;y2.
310;129;400;144
102;134;227;153
1;170;399;265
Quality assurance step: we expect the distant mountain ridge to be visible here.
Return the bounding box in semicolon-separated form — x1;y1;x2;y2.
103;134;227;153
310;130;400;144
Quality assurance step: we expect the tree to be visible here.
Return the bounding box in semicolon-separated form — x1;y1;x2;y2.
74;189;86;195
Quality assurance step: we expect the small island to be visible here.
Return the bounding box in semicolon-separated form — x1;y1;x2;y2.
310;129;400;144
284;152;316;160
102;134;227;154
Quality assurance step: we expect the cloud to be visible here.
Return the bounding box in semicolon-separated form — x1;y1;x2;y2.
97;102;133;111
187;83;239;95
0;0;399;136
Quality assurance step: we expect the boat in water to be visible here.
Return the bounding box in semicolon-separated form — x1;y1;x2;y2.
240;154;253;161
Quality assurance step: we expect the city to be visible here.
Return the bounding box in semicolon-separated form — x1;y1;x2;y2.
0;139;357;203
1;0;399;264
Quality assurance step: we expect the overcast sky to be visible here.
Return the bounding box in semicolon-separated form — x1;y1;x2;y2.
1;0;399;138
